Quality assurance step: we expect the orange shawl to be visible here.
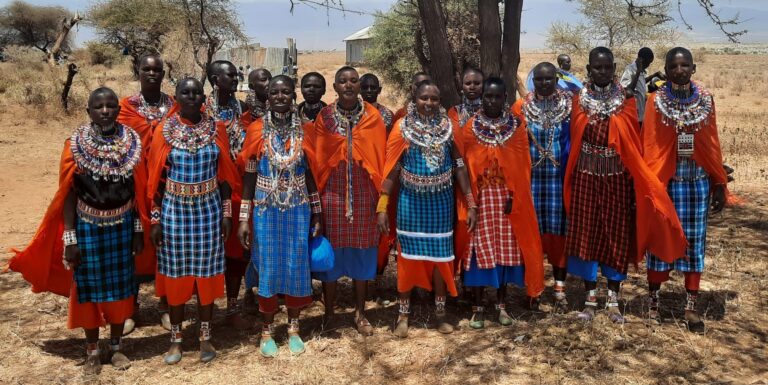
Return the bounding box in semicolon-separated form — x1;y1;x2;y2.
311;102;387;191
463;114;545;297
642;93;728;189
393;106;407;125
220;110;253;258
238;118;314;169
565;96;687;265
146;114;240;206
9;139;153;296
118;94;176;149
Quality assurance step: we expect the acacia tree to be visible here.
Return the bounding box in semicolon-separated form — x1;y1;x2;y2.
0;1;74;55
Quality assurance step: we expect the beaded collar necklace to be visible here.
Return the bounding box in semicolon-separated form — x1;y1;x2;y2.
137;92;172;123
401;102;453;172
163;113;217;153
327;97;365;136
655;81;713;133
262;110;304;208
375;103;393;128
523;89;572;129
207;94;244;160
71;123;142;181
299;101;325;122
579;81;625;121
456;96;482;127
246;91;266;118
472;108;518;147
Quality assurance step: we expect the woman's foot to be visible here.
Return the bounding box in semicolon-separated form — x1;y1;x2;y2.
527;296;542;312
496;304;513;326
684;293;705;334
199;340;217;363
577;290;598;321
469;306;485;329
355;313;374;336
553;281;569;313
606;289;625;324
164;342;182;365
84;346;101;375
110;351;131;370
122;318;135;336
393;316;409;338
287;319;305;355
647;290;661;325
260;323;278;358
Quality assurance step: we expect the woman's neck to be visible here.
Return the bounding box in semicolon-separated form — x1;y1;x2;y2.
338;98;357;111
182;110;202;124
141;88;161;103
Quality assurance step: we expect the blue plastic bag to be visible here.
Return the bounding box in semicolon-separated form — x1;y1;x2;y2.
309;236;335;272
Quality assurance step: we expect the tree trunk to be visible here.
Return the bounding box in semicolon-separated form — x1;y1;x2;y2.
414;27;430;71
61;63;78;112
500;0;523;104
47;15;82;65
416;0;460;108
478;0;502;77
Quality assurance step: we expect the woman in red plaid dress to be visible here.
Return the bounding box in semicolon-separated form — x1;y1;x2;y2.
462;77;545;329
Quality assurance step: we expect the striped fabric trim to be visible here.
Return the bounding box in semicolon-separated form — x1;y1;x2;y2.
396;229;454;238
400;253;456;262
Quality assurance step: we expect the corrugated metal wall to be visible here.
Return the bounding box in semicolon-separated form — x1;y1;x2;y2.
214;45;289;75
345;39;369;65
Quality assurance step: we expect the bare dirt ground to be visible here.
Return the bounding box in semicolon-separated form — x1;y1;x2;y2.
0;51;766;385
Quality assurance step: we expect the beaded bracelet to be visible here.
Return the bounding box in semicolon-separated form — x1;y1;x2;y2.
133;218;144;233
309;192;322;214
62;229;77;246
223;200;233;218
454;158;466;168
239;200;252;222
376;194;389;213
465;193;478;210
150;206;161;225
245;159;258;173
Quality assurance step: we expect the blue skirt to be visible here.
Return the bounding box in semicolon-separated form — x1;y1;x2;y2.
567;255;627;282
74;211;135;304
313;247;377;281
463;253;525;289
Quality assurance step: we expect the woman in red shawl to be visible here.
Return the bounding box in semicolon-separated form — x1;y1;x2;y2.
10;88;149;375
643;47;727;333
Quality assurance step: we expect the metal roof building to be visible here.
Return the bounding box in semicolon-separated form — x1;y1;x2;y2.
343;26;372;65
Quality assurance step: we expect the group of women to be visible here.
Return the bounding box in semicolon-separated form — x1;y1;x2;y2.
10;45;727;374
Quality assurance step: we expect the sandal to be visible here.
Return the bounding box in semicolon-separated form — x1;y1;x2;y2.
684;293;706;334
496;304;513;326
260;323;278;358
355;315;374;336
577;289;598;321
606;289;625;324
84;345;101;375
469;306;485;329
287;319;305;355
393;316;409;338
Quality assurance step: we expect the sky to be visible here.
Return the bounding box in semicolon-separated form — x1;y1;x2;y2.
4;0;768;50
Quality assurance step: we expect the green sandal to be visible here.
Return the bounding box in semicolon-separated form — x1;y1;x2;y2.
469;306;485;329
260;324;278;358
287;319;305;355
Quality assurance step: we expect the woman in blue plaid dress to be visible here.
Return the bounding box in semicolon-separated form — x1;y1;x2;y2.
148;78;238;365
642;47;728;333
238;75;321;357
377;80;477;338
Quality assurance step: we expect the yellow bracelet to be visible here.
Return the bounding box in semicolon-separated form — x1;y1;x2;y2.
376;194;389;213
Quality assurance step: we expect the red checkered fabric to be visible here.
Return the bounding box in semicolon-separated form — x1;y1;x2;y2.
321;161;379;248
565;119;636;273
468;183;522;269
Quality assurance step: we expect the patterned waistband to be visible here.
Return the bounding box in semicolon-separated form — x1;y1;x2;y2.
672;174;709;182
166;178;218;196
577;141;624;176
255;173;306;193
77;199;133;226
400;167;453;192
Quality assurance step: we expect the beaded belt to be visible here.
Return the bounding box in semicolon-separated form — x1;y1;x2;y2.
77;199;133;226
576;141;624;176
672;174;708;182
255;173;306;193
166;178;218;196
400;167;453;192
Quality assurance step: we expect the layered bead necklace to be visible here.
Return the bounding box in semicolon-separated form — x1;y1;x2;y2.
261;109;304;210
163;113;217;153
299;101;325;122
524;90;572;168
207;93;244;160
472;108;519;147
456;96;482;127
375;103;393;129
327;96;366;221
402;102;453;172
655;81;713;133
136;92;172;124
579;81;625;121
71;123;142;181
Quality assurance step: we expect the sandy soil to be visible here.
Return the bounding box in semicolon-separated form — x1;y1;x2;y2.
0;51;766;385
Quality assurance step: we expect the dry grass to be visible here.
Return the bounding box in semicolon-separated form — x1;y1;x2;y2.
0;51;766;385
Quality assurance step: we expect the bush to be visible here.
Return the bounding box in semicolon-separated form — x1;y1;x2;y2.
84;42;123;67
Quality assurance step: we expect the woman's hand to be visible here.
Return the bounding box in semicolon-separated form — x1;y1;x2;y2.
63;244;81;269
150;224;163;248
467;208;478;233
503;196;513;215
711;184;727;214
377;212;389;235
310;213;322;238
222;217;233;241
132;233;144;256
238;221;251;249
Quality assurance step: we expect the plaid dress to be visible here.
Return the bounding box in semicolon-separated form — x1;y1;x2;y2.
565;118;635;273
529;120;568;236
647;158;710;272
251;139;312;298
322;161;379;249
396;144;455;261
74;210;135;303
158;144;225;278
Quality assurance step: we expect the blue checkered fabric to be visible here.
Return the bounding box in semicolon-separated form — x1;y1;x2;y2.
396;144;455;262
251;154;312;298
158;144;225;278
529;120;568;236
74;211;135;303
647;158;710;272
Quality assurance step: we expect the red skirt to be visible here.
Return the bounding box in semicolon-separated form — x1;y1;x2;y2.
157;274;225;306
68;285;134;329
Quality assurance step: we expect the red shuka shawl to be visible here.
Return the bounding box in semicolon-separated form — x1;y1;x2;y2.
463;113;545;297
642;93;728;190
9;138;153;296
118;94;176;149
565;96;687;266
146;113;241;211
309;102;387;193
